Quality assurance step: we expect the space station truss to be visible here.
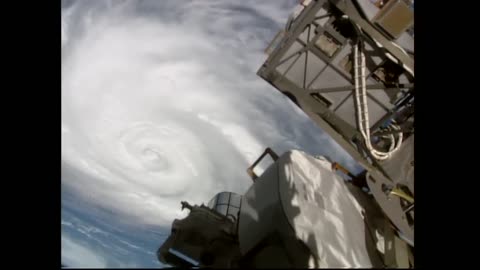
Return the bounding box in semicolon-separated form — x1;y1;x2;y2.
258;0;414;242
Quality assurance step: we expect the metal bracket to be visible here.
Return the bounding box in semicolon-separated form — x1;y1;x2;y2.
246;148;279;181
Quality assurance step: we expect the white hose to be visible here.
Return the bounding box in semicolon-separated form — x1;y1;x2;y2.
353;43;403;161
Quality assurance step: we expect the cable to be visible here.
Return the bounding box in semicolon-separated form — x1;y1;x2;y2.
353;31;403;161
338;16;404;161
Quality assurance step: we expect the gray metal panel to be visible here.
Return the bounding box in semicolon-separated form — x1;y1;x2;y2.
399;73;410;84
331;43;353;79
315;3;329;18
319;25;347;48
227;207;240;219
365;95;391;127
279;41;304;64
355;0;380;20
364;41;385;77
217;192;230;205
368;88;396;109
238;162;283;255
315;16;330;26
216;205;228;216
334;97;357;128
310;66;351;90
365;41;384;65
332;93;394;129
380;134;414;193
309;67;351;107
321;91;351;111
367;169;413;243
230;193;242;208
309;22;317;40
305;52;327;88
396;32;414;53
276;53;299;75
285;52;307;88
298;25;311;43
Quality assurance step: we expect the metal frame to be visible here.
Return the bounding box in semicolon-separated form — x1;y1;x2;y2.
257;0;414;179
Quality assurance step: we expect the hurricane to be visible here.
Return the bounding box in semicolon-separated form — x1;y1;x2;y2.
61;0;362;267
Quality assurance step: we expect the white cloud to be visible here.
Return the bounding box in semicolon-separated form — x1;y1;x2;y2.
62;0;362;266
61;0;304;227
62;235;108;268
62;233;143;268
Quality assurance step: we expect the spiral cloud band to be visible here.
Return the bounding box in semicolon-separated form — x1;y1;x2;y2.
61;0;362;267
